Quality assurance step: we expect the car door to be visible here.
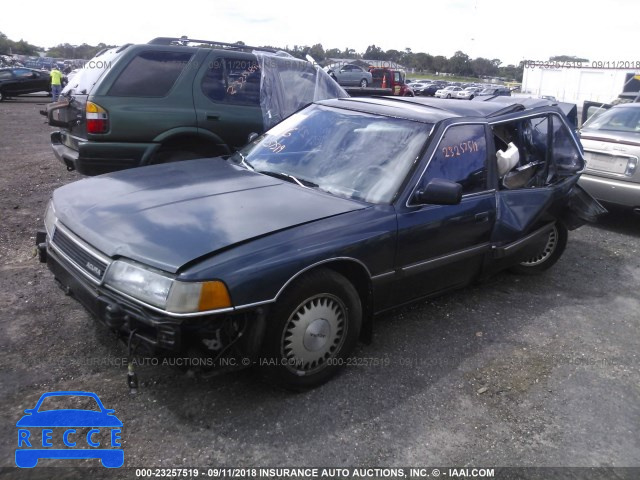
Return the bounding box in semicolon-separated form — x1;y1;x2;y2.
5;68;26;95
487;109;600;266
0;69;16;94
338;65;353;85
393;122;496;304
11;68;41;94
193;51;264;151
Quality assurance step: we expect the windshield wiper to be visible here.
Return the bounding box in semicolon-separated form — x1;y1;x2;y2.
258;170;318;188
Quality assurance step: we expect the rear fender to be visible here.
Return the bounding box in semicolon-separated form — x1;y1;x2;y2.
559;183;607;230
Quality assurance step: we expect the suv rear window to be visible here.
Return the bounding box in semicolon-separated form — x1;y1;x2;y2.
63;47;122;95
109;51;193;97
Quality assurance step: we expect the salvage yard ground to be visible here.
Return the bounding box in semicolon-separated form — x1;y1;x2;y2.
0;96;639;478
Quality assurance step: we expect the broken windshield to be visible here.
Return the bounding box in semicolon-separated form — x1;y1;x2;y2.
231;104;431;204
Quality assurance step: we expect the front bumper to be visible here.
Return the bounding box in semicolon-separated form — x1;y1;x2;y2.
46;245;185;351
578;173;640;208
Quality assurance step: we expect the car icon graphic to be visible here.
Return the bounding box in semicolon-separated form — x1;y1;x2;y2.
16;391;123;468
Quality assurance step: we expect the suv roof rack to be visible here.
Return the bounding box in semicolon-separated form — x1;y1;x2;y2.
148;37;277;53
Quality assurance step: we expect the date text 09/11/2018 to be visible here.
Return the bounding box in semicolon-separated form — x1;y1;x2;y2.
523;60;640;69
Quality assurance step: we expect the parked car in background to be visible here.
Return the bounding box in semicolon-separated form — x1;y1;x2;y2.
345;68;414;97
435;86;462;98
44;37;346;175
417;83;441;97
578;103;640;211
38;96;603;390
456;86;481;100
0;67;51;101
328;64;372;87
476;87;511;97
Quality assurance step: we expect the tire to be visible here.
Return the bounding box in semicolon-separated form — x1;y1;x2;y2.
360;79;368;88
0;90;5;102
446;94;451;99
261;268;362;390
469;95;474;100
509;222;568;275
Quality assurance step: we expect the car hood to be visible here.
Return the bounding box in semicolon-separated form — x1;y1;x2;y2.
53;159;367;273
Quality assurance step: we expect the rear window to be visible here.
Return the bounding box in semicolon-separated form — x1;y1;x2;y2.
63;47;122;95
109;51;193;97
583;106;640;134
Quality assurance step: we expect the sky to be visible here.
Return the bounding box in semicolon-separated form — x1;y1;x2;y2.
2;0;639;66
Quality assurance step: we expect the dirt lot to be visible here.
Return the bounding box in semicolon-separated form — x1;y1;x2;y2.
1;96;639;479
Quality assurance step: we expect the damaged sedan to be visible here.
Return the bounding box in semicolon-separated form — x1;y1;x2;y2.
37;97;604;389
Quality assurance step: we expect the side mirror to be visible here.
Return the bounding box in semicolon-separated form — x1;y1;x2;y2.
247;132;259;143
413;178;462;205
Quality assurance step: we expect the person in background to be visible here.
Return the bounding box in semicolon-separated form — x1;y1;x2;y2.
50;66;63;102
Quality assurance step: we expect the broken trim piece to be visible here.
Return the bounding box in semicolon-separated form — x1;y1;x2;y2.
492;222;555;259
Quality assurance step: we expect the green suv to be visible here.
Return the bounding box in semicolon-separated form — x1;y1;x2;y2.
46;37;345;175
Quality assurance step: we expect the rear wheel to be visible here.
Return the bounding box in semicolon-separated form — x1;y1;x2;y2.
510;223;568;275
360;79;368;88
261;269;362;390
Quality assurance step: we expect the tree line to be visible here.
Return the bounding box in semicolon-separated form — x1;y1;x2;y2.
282;43;524;81
7;33;592;82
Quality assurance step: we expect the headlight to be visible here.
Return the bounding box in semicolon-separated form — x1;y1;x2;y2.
104;260;232;314
44;201;57;235
105;261;173;309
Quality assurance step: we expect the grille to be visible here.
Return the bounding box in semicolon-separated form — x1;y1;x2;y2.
52;228;108;281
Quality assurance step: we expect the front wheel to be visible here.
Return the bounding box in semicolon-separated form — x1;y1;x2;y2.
510;223;568;275
261;269;362;390
360;79;368;88
446;94;451;99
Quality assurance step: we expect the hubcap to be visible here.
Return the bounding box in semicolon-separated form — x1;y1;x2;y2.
520;226;558;266
281;294;347;373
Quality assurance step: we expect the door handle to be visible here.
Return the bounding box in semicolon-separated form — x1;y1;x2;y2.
475;212;490;223
206;112;220;120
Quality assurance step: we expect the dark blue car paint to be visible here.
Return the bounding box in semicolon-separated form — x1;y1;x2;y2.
53;159;367;273
42;97;604;359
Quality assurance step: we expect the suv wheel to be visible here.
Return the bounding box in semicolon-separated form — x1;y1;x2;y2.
510;223;568;275
260;269;362;390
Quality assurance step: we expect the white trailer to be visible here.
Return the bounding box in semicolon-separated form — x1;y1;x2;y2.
522;67;640;104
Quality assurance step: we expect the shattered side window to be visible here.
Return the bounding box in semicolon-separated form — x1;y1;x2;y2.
552;115;584;174
421;124;488;195
254;51;348;129
492;115;550;189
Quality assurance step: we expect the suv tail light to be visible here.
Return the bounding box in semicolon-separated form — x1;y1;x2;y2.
86;101;109;134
